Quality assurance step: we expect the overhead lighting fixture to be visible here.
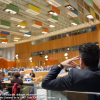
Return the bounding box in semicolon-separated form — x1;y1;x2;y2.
32;21;42;28
29;57;32;62
14;40;18;42
49;11;58;16
42;31;47;34
53;12;58;16
26;5;40;15
14;38;20;42
2;39;8;44
17;21;27;28
64;53;68;57
49;11;54;14
10;17;23;22
5;46;6;47
87;15;94;19
47;0;62;7
65;57;68;59
45;55;48;59
17;25;25;28
65;5;75;11
46;59;48;61
4;9;17;14
49;25;55;28
19;30;29;33
15;54;18;59
71;23;77;26
4;4;19;15
24;33;31;37
2;42;7;44
42;28;49;34
0;0;12;4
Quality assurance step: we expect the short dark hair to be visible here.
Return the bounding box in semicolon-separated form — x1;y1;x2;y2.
79;42;99;67
14;72;20;78
0;72;3;76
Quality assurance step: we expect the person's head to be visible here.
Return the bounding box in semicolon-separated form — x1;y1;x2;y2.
79;42;99;69
14;72;20;78
0;72;3;80
31;70;33;74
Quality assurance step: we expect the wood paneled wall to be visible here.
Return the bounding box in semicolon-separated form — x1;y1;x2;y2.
0;58;16;68
15;24;100;67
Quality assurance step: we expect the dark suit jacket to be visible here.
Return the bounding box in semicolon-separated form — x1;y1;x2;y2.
30;73;35;77
11;78;23;85
42;65;100;92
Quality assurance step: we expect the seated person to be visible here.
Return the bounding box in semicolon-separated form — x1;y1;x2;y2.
11;72;23;85
30;70;35;77
0;72;4;93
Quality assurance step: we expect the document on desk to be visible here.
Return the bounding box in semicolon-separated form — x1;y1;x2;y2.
23;81;32;83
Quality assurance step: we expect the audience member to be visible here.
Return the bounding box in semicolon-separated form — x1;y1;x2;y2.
30;70;35;77
11;72;23;85
0;72;4;93
42;42;100;92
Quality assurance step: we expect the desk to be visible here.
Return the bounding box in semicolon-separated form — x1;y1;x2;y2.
2;80;37;94
2;80;36;85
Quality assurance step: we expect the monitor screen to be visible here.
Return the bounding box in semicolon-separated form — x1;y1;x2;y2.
3;78;9;81
25;78;32;82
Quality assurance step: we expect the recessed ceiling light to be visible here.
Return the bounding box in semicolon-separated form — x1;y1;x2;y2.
2;42;7;44
65;5;75;11
71;23;77;26
4;9;17;14
49;25;55;28
49;11;54;14
48;11;58;16
53;12;58;16
5;46;6;47
21;26;25;28
65;29;67;30
87;15;94;19
42;31;47;34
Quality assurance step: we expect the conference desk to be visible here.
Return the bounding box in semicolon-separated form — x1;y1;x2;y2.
5;70;68;79
2;80;37;94
2;80;36;86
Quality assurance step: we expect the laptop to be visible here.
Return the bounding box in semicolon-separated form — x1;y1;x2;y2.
25;78;32;82
3;78;9;81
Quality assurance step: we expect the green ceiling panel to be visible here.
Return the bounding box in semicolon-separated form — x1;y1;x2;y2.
0;36;7;39
1;20;11;27
88;0;93;6
6;4;19;12
74;19;80;24
51;15;58;21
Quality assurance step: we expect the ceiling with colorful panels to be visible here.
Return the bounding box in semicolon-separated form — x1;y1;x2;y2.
0;0;100;48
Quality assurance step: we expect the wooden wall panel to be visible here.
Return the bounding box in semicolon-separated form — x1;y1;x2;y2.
15;24;100;67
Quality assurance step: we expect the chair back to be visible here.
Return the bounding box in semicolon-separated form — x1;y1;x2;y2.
62;91;100;100
6;83;21;94
39;76;43;81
